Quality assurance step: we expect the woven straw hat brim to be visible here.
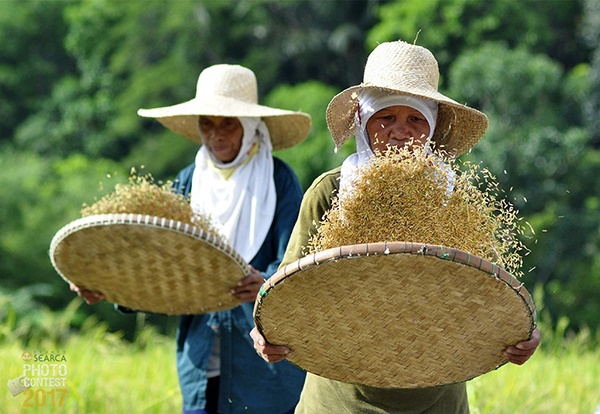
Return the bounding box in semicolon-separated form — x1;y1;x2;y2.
138;96;312;151
326;86;488;157
254;242;536;388
325;40;488;157
50;214;248;315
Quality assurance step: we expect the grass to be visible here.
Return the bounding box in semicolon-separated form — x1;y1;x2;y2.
1;296;599;413
1;323;181;414
468;348;600;413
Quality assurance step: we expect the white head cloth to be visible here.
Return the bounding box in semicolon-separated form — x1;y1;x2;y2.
190;117;276;262
339;90;453;201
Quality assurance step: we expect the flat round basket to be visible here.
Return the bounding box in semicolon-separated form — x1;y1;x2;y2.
50;214;248;315
254;242;536;388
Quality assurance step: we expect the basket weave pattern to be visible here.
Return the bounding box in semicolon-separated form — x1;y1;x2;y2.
254;242;535;388
51;214;248;315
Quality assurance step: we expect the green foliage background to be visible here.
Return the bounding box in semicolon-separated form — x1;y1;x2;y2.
1;0;599;340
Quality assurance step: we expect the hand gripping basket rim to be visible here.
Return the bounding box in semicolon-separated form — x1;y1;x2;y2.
253;241;536;388
50;213;248;315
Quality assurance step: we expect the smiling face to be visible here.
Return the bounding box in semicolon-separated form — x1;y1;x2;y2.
198;116;244;162
366;105;431;153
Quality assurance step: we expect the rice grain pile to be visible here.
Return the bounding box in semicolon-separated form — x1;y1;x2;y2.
308;146;528;277
81;169;224;242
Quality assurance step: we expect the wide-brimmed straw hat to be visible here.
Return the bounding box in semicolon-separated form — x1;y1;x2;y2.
326;40;489;157
138;64;311;150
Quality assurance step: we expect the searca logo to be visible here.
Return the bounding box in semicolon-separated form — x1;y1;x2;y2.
26;351;67;363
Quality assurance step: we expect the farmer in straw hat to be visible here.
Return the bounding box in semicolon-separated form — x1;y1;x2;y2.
141;64;310;414
250;40;540;413
73;64;310;414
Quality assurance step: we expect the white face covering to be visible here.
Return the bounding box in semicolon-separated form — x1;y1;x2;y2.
190;117;276;262
352;90;439;166
340;90;453;202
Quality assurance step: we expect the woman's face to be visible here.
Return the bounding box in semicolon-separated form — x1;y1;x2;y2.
366;105;431;153
198;116;244;162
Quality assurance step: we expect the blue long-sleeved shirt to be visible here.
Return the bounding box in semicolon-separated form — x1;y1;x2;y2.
173;157;306;414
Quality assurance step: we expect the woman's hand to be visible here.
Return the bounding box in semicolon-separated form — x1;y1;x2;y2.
69;283;105;305
250;327;291;363
504;326;541;365
230;265;265;302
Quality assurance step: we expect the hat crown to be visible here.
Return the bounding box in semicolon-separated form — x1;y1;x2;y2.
196;64;258;104
363;41;439;93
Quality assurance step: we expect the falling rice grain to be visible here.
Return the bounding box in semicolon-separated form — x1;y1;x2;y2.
308;146;529;278
81;170;225;244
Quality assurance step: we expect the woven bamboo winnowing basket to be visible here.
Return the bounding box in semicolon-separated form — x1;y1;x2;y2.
50;214;248;315
254;242;536;388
